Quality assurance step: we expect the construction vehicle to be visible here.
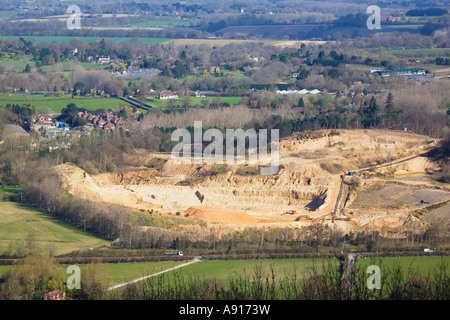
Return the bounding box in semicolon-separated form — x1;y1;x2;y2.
282;210;297;216
295;215;311;221
165;251;184;257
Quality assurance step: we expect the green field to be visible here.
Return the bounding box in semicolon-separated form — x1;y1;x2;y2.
172;258;337;282
0;12;16;19
146;96;243;108
0;265;13;277
0;186;22;201
95;261;185;286
0;202;109;255
99;18;191;28
0;55;36;72
0;54;112;74
357;256;450;279
106;256;450;289
0;36;171;45
0;93;130;113
1;255;448;290
385;48;450;55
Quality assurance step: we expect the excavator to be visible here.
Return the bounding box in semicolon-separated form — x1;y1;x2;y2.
282;210;298;216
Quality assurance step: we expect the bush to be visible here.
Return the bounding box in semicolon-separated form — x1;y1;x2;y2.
320;162;344;174
79;161;99;175
209;163;228;176
236;165;260;176
106;161;117;172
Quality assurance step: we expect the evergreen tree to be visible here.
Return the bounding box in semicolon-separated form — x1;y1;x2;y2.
385;93;394;128
385;93;394;115
24;64;31;73
297;97;305;109
362;96;380;128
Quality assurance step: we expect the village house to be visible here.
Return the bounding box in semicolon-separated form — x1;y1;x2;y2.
209;66;220;74
292;107;305;114
158;90;179;99
385;16;397;22
100;112;115;121
115;119;126;127
37;114;53;123
97;56;111;65
95;118;106;128
103;123;115;130
44;290;65;300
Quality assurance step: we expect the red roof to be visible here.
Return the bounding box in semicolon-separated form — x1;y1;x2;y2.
160;90;175;96
44;290;65;300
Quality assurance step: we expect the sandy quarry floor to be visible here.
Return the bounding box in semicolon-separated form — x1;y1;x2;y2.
55;129;449;235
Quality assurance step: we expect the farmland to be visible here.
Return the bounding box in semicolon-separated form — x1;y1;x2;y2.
0;54;111;73
2;255;446;291
0;36;171;45
0;202;109;256
136;256;450;284
100;256;450;299
0;93;131;113
0;186;22;201
94;18;192;29
146;96;243;108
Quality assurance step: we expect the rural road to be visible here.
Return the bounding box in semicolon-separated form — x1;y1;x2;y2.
107;258;201;291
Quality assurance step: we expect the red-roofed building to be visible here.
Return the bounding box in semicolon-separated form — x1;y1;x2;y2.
158;90;178;100
292;107;304;114
44;290;65;300
115;119;126;127
38;114;52;123
101;112;115;121
103;123;115;130
96;119;106;127
80;111;90;119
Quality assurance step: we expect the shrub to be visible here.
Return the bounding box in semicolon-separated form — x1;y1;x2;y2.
79;161;99;175
236;165;260;176
209;163;228;176
106;161;117;172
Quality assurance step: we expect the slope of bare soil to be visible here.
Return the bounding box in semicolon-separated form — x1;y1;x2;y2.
54;129;446;237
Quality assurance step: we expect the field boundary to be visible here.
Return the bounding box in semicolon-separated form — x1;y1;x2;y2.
0;250;447;265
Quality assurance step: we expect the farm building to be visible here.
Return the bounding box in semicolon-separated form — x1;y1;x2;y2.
158;90;179;99
276;89;322;95
371;68;426;76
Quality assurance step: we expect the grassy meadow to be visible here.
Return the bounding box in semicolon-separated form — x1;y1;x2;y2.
0;202;109;256
102;255;450;290
0;36;171;45
0;93;130;113
146;96;243;108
